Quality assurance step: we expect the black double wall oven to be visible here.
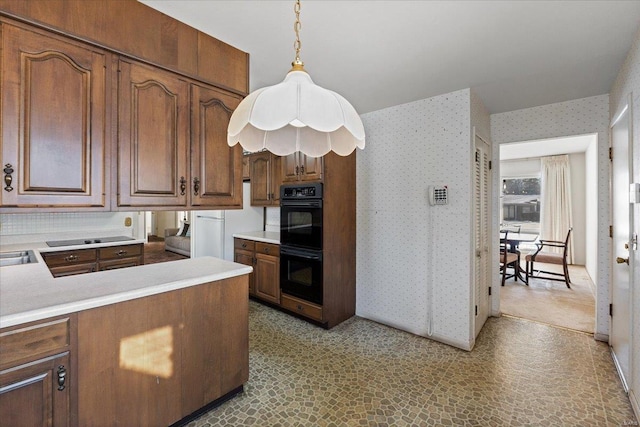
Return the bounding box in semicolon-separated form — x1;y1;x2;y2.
280;183;323;305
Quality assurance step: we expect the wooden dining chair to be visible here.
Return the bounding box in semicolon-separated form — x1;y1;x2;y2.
525;228;572;288
500;231;520;286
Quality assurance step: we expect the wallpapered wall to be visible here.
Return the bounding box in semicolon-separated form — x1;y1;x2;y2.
610;25;640;417
357;88;476;350
490;94;610;338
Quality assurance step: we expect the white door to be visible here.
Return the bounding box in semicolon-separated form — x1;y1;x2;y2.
611;101;632;390
474;133;492;337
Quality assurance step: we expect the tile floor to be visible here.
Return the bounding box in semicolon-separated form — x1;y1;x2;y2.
189;301;637;426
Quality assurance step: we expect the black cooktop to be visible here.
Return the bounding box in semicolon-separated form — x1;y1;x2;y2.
46;236;135;247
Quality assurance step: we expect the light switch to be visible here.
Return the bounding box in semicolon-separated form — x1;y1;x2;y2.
125;217;132;227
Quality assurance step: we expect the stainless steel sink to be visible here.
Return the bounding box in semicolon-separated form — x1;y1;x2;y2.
0;250;38;267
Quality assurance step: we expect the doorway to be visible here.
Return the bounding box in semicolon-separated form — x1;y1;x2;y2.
498;134;598;333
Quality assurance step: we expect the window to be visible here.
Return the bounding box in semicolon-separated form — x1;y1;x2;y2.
501;177;540;232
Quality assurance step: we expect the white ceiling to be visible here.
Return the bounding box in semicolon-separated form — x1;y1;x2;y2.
141;1;640;115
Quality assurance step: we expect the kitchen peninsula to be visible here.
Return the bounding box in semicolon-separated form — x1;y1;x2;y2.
0;248;251;426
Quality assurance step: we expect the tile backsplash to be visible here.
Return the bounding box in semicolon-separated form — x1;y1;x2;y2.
265;207;280;232
0;212;138;245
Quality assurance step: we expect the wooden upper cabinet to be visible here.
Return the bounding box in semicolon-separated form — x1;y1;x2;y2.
249;151;280;206
281;152;323;183
0;24;107;209
117;59;190;208
190;84;242;208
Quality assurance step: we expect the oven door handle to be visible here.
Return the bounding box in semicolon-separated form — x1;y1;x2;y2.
281;248;322;260
280;200;322;208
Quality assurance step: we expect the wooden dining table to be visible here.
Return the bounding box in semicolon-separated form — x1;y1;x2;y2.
503;232;539;282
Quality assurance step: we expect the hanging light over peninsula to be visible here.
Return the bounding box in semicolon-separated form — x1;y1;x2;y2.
227;0;365;157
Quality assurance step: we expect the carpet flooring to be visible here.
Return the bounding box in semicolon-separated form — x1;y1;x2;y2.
188;301;636;426
500;264;596;333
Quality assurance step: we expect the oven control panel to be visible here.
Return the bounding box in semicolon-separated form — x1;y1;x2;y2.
281;183;323;199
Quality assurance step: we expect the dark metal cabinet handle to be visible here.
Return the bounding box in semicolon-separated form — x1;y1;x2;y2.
296;304;304;312
265;247;270;253
179;176;186;195
300;165;305;175
57;365;67;391
295;165;299;176
3;164;14;192
241;243;247;248
193;177;200;196
64;255;78;262
116;250;128;257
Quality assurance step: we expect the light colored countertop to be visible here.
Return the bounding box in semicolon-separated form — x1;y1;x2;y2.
233;230;280;245
0;237;147;254
0;240;252;329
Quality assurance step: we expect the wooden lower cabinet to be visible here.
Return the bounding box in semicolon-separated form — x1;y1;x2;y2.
0;315;74;427
234;249;255;296
77;276;249;426
234;239;280;303
254;243;280;304
42;244;143;277
97;244;144;271
0;352;71;427
281;294;323;322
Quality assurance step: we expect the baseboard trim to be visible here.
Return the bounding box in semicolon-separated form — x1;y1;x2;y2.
426;332;473;351
594;332;609;342
629;389;640;425
169;385;244;427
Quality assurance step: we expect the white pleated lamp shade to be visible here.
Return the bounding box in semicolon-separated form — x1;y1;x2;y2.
227;70;365;157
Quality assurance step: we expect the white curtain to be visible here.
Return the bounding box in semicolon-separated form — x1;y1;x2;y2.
541;155;574;263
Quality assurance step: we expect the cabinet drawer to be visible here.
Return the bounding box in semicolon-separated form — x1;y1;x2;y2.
256;242;279;257
50;262;97;278
98;257;142;271
42;249;97;267
98;244;143;261
281;294;323;322
234;239;255;252
0;317;71;369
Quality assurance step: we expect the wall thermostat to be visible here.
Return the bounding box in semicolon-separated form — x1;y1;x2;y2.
428;186;448;206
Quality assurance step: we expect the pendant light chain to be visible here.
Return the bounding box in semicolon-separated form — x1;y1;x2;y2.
293;0;303;67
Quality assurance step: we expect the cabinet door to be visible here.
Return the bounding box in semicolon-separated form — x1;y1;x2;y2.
0;352;70;427
281;153;299;183
299;154;323;181
117;59;189;208
255;253;280;304
249;152;273;206
191;84;242;208
271;155;282;205
1;25;107;208
234;249;255;296
242;155;250;181
281;152;322;183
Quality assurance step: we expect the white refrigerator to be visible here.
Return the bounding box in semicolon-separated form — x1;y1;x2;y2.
191;182;264;261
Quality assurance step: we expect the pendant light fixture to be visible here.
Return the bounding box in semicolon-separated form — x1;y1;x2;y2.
227;0;365;157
